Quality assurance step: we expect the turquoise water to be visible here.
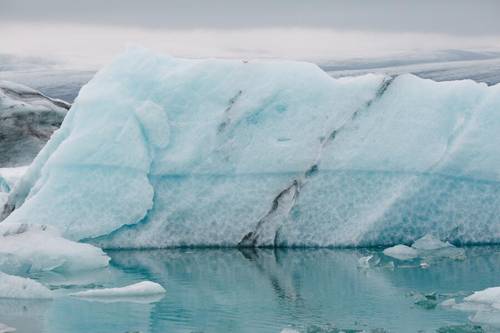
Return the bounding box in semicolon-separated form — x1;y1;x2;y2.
2;247;500;333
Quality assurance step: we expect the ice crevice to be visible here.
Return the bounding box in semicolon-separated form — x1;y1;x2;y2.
239;76;395;247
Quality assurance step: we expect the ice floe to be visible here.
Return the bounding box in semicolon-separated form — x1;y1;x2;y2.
0;271;52;299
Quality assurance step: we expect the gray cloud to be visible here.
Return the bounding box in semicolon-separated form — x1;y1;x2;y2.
1;0;500;36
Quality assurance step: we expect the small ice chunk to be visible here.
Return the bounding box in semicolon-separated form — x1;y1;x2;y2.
357;254;381;269
0;223;109;274
420;262;430;269
0;271;52;299
412;234;452;251
383;244;418;260
71;281;166;298
464;286;500;310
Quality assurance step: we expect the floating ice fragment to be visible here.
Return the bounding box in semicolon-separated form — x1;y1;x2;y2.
0;223;109;274
70;281;166;298
383;244;418;260
450;286;500;328
464;286;500;310
420;262;430;269
412;234;452;251
411;234;466;261
357;255;374;269
0;322;15;333
0;271;52;299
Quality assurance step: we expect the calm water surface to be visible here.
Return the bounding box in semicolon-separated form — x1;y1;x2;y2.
2;247;500;333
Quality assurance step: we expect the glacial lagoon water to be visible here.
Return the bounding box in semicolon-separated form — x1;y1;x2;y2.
1;247;500;333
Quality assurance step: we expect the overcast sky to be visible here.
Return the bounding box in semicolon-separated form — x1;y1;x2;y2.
1;0;500;68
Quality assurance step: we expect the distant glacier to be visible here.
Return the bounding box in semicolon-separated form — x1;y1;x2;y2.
2;48;500;248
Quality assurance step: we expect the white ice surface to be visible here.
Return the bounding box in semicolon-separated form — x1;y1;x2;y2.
0;223;109;274
383;245;419;261
411;234;453;251
464;286;500;310
70;281;166;298
0;271;52;299
4;48;500;248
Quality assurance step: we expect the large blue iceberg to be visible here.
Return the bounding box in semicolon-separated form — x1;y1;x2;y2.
2;48;500;248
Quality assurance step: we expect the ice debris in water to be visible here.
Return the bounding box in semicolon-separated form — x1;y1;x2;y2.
357;255;381;269
5;48;500;248
70;281;166;298
280;328;300;333
383;234;465;264
0;223;109;274
0;322;15;333
464;286;500;310
382;245;418;260
449;286;500;328
0;271;52;299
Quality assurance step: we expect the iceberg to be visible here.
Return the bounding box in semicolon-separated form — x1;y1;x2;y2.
0;81;70;168
0;271;52;299
0;223;109;274
70;281;166;298
3;48;500;248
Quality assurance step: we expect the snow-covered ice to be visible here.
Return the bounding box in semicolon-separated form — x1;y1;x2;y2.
0;223;109;274
4;48;500;248
464;286;500;310
0;271;52;299
70;281;166;298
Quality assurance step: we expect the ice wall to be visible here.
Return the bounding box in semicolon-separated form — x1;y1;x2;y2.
3;48;500;248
